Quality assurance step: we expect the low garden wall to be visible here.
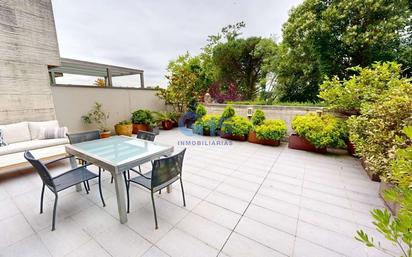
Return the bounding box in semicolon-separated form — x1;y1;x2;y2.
204;103;325;135
52;85;166;133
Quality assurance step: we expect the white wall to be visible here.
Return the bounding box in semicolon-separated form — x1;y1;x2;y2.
51;85;166;133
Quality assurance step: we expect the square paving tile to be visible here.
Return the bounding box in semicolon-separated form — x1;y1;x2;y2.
0;130;386;257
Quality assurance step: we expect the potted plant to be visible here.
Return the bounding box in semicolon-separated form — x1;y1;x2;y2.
82;102;111;138
153;112;177;130
220;116;252;141
114;120;133;136
289;113;348;153
248;109;266;144
192;114;221;136
169;112;180;127
195;104;207;119
220;105;235;121
131;109;154;133
252;120;287;146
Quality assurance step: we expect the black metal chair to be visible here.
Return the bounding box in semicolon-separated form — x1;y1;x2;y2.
66;130;101;144
136;131;156;142
66;130;103;191
24;151;105;231
125;149;186;229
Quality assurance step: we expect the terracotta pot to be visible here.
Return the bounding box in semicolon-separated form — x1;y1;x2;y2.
162;120;174;130
115;124;133;136
100;131;111;138
132;123;149;133
360;157;381;182
379;181;400;215
346;141;356;156
220;133;247;141
288;134;327;154
248;131;280;146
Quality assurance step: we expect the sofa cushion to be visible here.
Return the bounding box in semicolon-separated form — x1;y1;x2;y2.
0;138;69;156
39;126;68;139
0;122;31;144
28;120;59;140
0;129;7;146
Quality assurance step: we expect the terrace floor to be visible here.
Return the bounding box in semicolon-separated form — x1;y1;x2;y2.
0;130;397;257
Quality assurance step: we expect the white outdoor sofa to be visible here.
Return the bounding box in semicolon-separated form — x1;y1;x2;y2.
0;120;69;172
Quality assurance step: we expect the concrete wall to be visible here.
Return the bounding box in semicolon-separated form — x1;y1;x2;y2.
0;0;60;124
51;85;166;132
205;103;325;135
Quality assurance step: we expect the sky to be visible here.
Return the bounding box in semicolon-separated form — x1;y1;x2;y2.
52;0;302;87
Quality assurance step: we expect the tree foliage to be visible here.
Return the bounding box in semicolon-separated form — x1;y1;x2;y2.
319;62;406;114
346;63;412;180
272;0;412;102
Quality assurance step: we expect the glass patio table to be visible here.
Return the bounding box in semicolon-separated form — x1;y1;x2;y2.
65;135;174;223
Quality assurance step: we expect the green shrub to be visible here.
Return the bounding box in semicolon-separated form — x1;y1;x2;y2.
356;187;412;257
292;113;348;149
116;120;132;125
221;116;252;136
255;120;287;141
389;126;412;188
152;111;178;123
192;114;221;135
221;105;235;119
251;109;265;126
319;62;404;114
195;104;207;118
81;102;110;132
131;109;154;125
348;82;412;180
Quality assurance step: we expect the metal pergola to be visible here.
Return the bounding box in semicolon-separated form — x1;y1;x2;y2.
48;58;145;88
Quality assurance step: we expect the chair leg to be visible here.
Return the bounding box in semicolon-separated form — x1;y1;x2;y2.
83;181;89;194
151;191;159;229
111;176;114;183
159;189;161;195
123;172;130;213
86;180;90;191
98;168;106;207
52;193;58;231
180;177;186;207
138;165;142;173
127;170;130;180
40;183;45;214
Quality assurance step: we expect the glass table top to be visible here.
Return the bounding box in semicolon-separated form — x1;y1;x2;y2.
71;136;172;166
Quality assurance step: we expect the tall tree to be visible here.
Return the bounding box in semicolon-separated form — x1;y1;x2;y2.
273;0;412;102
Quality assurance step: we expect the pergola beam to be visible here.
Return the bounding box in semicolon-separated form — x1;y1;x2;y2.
48;58;145;88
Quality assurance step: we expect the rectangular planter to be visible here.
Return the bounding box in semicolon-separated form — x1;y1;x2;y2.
248;131;280;146
220;133;247;141
379;181;400;215
346;141;356;156
288;134;327;154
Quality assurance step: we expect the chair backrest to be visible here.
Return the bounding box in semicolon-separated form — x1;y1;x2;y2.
66;130;100;144
136;131;156;142
24;151;55;188
151;149;186;188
